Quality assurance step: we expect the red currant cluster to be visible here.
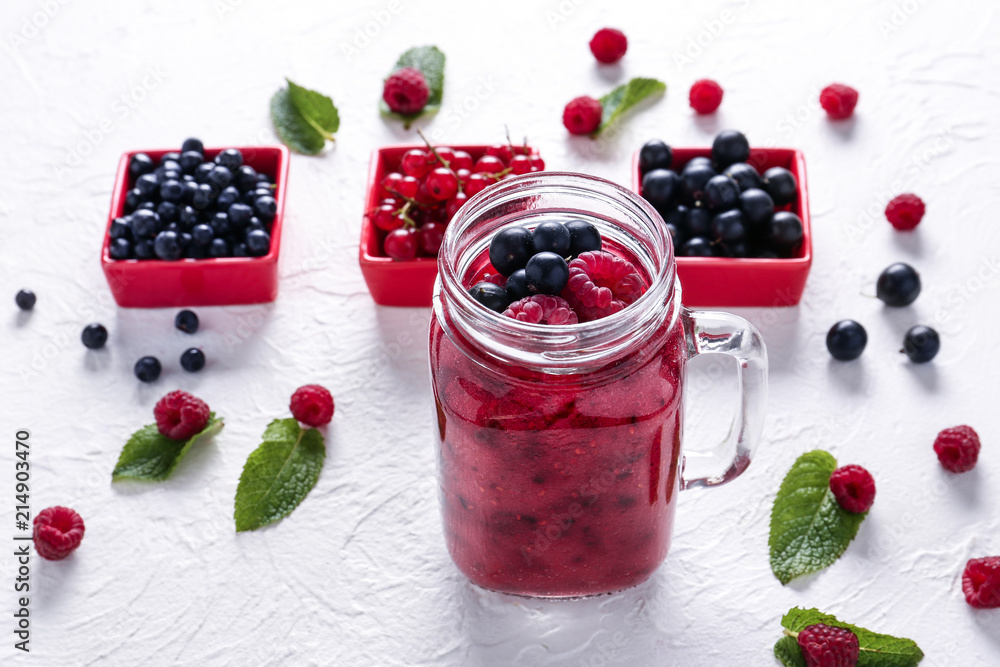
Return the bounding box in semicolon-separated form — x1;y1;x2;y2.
372;142;545;261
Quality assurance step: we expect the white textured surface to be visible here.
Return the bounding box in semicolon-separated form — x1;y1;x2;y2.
2;0;999;665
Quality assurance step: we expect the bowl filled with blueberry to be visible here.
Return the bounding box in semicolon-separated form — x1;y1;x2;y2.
101;138;289;307
633;130;812;307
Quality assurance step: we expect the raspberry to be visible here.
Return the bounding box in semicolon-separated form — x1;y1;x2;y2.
796;623;860;667
689;79;724;114
933;425;980;473
562;96;603;135
589;28;628;64
884;193;925;231
963;557;1000;609
829;465;876;514
819;83;859;120
33;506;85;561
382;67;429;115
502;295;579;325
560;251;645;322
290;384;335;427
154;391;210;441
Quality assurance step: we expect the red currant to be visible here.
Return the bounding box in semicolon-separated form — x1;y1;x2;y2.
529;155;545;171
465;173;491;196
434;146;456;166
509;155;532;175
426;167;459;201
401;149;433;178
372;204;403;231
381;171;404;195
419;222;446;256
384;227;419;260
473;155;505;175
445;192;468;220
395;175;419;199
485;144;513;164
380;196;400;208
455;168;471;185
452;150;473;171
414;179;438;206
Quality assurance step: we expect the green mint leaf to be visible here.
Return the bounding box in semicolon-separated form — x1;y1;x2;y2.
773;635;807;667
379;45;446;128
769;449;866;584
780;608;924;666
270;81;339;155
597;77;666;134
112;414;223;481
234;418;326;532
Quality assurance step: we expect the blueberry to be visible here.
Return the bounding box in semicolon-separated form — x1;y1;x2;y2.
639;140;672;173
130;209;160;238
179;205;198;227
175;309;199;334
902;325;940;363
159;152;181;166
710;209;748;244
711;130;751;168
211;212;231;236
685;207;712;238
826;320;867;361
215;148;243;172
680;237;715;257
192;183;215;209
136;173;159;197
704;175;740;211
763;167;797;206
194;162;214;183
180;348;206;372
15;289;36;310
182;180;199;205
680;162;716;204
767;211;804;252
468;282;510;313
876;263;921;307
160;159;182;175
532;221;571;255
192;224;214;245
231;243;249;257
525;252;569;295
245;229;270;256
723;163;762;191
253;195;278;222
181;138;204;155
236;165;258;191
216;186;240;210
641;169;680;212
125;188;143;212
178;150;203;174
505;269;530;301
209;238;230;258
207;166;232;189
134;240;154;259
228;203;254;228
739;188;775;229
109;217;132;240
129;153;155;180
154;231;182;261
489;227;534;276
134;356;161;382
157;201;178;223
109;238;132;259
81;323;108;350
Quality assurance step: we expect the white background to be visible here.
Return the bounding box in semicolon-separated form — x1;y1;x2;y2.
1;0;998;665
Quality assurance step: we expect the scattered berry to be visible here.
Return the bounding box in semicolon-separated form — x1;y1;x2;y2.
826;320;867;361
902;325;940;363
15;289;36;311
525;252;570;295
503;295;579;325
820;83;859;120
469;282;510;313
711;130;750;168
563;96;603;135
561;250;645;321
134;356;162;383
829;464;876;513
589;27;627;63
933;425;980;473
963;557;1000;609
154;390;210;440
33;506;85;561
180;348;206;372
885;194;925;231
876;263;921;307
81;323;108;350
796;623;860;667
382;67;430;115
290;384;335;427
638;140;672;174
689;79;724;114
175;309;199;334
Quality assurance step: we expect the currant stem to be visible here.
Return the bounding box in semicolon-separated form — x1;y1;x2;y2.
416;129;453;171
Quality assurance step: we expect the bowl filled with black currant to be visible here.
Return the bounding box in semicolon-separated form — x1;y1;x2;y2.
102;138;289;308
632;130;811;307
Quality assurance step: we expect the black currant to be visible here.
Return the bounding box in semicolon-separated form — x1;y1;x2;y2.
763;167;797;206
704;175;740;211
532;221;571;255
15;289;36;310
826;320;867;361
711;130;750;168
180;348;206;372
902;325;939;363
641;169;680;211
81;323;108;350
134;356;162;382
468;282;510;313
489;227;534;276
639;140;673;173
525;252;569;295
876;263;921;307
722;162;762;191
565;219;602;256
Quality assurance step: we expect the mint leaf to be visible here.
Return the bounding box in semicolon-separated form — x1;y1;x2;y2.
769;450;866;584
270;80;339;155
379;45;446;128
778;608;924;666
112;414;223;481
597;77;666;134
234;418;325;532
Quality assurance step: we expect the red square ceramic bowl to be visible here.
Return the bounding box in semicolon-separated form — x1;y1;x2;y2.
101;145;289;308
360;144;538;308
632;147;811;308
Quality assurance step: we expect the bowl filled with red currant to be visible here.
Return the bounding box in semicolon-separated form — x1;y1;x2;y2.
359;139;545;307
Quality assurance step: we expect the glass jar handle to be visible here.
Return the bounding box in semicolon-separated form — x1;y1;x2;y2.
680;308;768;489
